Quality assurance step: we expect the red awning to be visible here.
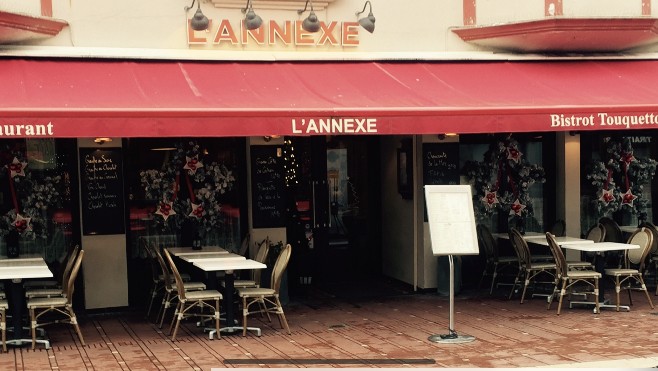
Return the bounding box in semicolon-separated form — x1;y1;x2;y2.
2;58;658;138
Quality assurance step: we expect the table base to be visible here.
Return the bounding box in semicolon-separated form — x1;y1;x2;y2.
7;338;51;349
569;298;630;313
207;326;261;339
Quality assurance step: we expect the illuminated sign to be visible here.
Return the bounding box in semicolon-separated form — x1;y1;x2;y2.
188;20;361;47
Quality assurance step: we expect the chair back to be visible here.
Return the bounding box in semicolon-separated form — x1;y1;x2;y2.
60;244;80;286
476;224;498;261
238;233;251;257
638;221;658;255
64;249;84;303
545;233;568;277
143;241;161;283
163;249;187;300
599;217;623;243
152;246;174;292
625;227;652;271
270;244;292;293
251;238;270;283
548;220;566;237
509;229;531;268
585;223;606;243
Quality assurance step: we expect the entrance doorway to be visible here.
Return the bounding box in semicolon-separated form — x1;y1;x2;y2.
285;136;382;296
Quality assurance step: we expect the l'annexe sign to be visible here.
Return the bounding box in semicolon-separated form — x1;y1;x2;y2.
187;20;361;47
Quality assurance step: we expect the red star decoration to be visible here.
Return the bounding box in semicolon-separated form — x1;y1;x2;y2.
189;202;204;219
506;147;523;163
155;200;176;221
598;189;615;205
481;190;499;208
621;189;638;206
8;157;27;177
13;213;32;233
183;156;204;175
509;199;526;216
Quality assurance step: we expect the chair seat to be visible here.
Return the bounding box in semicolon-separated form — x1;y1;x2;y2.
158;273;191;282
530;262;556;270
497;256;517;263
566;261;593;269
604;268;640;276
566;270;601;279
168;281;206;293
27;296;68;308
232;280;257;288
23;280;59;289
183;290;222;301
237;287;276;296
25;288;64;298
531;254;554;262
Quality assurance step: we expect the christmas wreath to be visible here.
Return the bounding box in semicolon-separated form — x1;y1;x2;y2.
139;141;236;236
0;151;63;240
462;136;546;224
586;137;657;221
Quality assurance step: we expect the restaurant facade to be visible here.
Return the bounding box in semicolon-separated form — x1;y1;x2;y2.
1;0;658;309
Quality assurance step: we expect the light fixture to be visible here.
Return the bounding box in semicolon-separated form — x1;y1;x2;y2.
241;0;263;30
94;137;112;145
185;0;210;31
297;0;320;33
263;135;281;142
355;1;376;33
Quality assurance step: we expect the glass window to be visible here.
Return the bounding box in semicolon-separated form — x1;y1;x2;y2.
0;138;77;262
125;138;245;257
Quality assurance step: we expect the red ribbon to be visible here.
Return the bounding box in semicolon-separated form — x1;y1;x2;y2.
7;167;19;213
185;172;196;204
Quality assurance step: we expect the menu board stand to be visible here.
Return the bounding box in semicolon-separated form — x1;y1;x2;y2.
424;185;477;344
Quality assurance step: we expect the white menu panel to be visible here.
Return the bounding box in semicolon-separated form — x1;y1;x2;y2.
425;185;479;255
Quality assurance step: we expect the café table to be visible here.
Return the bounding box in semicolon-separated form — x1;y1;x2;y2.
562;242;640;312
167;247;266;337
166;246;228;256
0;255;53;347
192;258;266;338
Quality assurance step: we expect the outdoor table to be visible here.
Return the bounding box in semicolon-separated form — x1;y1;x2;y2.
563;242;640;312
192;258;266;338
178;252;244;263
0;255;53;347
166;246;228;256
523;236;595;246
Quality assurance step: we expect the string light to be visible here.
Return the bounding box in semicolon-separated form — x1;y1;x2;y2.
283;138;299;187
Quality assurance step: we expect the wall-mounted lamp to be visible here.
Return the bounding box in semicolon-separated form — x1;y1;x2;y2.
297;0;320;33
94;137;113;145
242;0;263;30
437;133;458;140
185;0;210;31
263;135;282;142
356;1;376;33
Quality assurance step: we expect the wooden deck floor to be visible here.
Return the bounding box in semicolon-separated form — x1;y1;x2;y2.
1;285;657;370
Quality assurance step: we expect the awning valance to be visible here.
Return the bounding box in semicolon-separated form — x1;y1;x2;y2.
2;58;658;138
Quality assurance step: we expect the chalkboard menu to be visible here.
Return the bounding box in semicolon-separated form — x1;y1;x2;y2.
250;145;285;228
79;148;126;235
423;143;460;186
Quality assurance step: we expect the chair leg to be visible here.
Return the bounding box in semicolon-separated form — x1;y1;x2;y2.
1;309;6;353
520;273;531;304
158;292;172;328
490;270;498;295
593;278;600;314
171;303;184;341
556;280;567;315
30;308;37;350
273;296;291;334
169;302;182;335
214;299;221;340
242;297;249;337
614;277;621;312
638;276;655;309
508;271;521;300
68;306;85;346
